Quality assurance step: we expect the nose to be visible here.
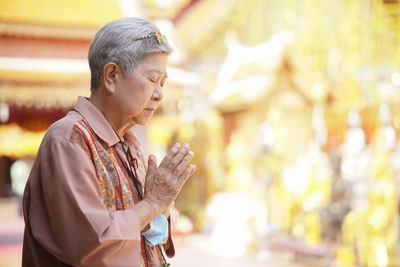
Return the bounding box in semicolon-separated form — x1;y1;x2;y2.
151;84;163;101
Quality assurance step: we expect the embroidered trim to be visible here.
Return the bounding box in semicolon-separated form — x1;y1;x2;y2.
74;118;149;266
74;119;140;211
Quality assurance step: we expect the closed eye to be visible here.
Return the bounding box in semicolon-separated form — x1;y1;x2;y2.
148;76;166;87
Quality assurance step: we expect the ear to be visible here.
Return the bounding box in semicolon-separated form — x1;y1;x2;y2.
102;62;122;94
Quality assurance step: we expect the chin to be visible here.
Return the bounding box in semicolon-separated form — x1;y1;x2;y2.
133;118;151;126
131;114;152;126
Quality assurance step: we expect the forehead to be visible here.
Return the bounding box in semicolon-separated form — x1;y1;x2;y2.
136;52;168;74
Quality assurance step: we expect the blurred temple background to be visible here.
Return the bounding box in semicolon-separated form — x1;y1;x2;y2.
1;0;400;266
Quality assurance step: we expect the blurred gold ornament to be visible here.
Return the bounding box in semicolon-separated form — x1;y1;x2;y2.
336;244;356;267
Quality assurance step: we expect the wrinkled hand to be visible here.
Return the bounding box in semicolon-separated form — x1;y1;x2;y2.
144;143;195;213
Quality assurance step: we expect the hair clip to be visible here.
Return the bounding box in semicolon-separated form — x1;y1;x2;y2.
133;31;168;45
155;31;161;44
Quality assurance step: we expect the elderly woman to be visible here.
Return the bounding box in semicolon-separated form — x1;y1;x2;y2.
22;17;195;267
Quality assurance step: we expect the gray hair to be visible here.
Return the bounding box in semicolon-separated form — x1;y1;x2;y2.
88;17;173;91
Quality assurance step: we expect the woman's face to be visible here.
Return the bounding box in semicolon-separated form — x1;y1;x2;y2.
115;52;168;126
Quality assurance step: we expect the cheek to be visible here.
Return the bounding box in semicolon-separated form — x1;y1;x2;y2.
140;87;155;104
132;88;154;112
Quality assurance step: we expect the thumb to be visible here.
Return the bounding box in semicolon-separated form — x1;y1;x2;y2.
147;154;157;170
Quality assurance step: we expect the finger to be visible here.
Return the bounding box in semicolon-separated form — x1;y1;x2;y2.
177;164;196;186
167;143;190;170
159;143;181;169
173;150;194;177
189;164;196;176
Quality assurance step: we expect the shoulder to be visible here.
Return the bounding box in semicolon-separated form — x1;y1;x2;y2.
46;111;82;138
39;111;88;153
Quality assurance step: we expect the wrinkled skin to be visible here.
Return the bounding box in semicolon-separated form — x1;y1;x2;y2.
144;143;195;213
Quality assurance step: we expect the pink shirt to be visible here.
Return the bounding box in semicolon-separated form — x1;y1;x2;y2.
22;97;173;267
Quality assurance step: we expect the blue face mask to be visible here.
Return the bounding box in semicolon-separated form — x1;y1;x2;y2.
142;213;169;246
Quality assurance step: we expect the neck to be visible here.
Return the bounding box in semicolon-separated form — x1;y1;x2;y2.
89;93;131;140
